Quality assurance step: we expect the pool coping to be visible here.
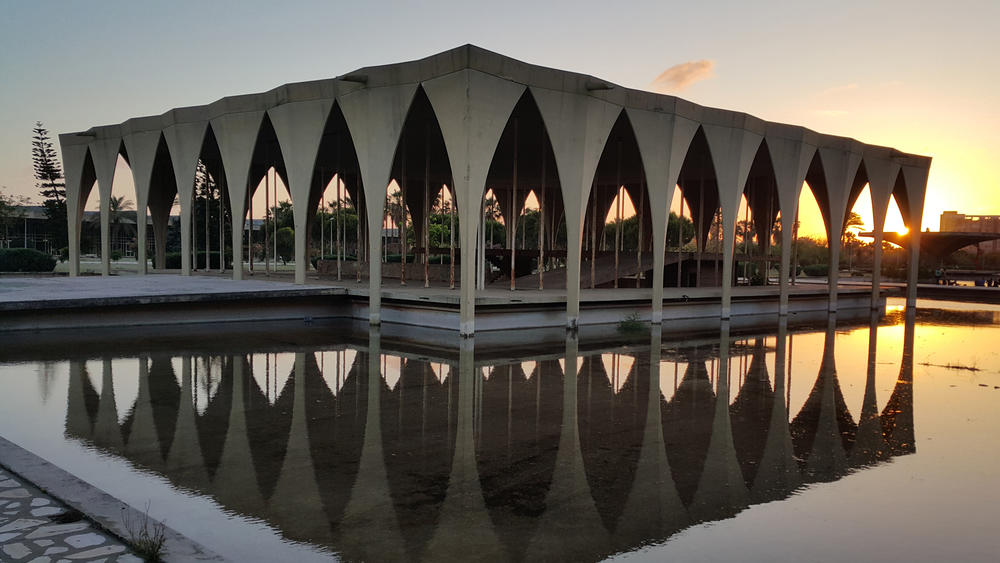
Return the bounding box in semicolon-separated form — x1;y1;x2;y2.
0;435;226;562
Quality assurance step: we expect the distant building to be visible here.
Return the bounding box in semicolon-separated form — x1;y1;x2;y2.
940;211;1000;253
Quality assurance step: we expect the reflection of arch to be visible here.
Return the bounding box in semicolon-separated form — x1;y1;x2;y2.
790;317;858;480
689;323;749;522
614;326;688;549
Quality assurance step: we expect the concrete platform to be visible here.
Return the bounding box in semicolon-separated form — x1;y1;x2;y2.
0;274;884;340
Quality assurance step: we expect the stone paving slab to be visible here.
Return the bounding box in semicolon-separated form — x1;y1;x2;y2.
0;437;224;562
0;467;140;563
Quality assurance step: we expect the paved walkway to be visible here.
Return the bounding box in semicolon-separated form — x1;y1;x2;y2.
0;466;140;562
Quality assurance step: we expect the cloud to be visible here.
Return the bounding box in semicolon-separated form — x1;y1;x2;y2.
650;60;715;92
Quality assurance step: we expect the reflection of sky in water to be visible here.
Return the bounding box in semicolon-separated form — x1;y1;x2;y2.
0;300;997;562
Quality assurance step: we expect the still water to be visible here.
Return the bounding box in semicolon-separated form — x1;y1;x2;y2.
0;298;998;562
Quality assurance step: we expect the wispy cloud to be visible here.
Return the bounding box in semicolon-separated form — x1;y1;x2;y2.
650;60;715;93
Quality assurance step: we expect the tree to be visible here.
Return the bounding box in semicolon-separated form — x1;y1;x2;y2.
108;195;133;252
0;187;28;247
32;122;67;249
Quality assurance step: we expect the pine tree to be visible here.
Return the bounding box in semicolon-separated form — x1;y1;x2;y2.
32;122;67;248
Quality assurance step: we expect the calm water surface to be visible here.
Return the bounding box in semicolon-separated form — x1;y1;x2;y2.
1;298;998;562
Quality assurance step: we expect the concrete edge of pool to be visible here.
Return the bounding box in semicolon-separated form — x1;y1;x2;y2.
0;436;226;562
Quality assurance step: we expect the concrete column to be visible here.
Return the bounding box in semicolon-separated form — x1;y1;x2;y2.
862;154;899;311
703;123;764;320
765;130;815;315
89;136;121;277
339;83;418;326
269;98;335;285
123;130;161;275
626;108;698;324
530;87;620;330
162;121;208;276
901;163;931;308
423;69;526;336
817;144;864;313
211;110;266;282
58;139;90;277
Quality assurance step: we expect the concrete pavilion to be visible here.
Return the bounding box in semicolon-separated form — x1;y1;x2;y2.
59;45;931;335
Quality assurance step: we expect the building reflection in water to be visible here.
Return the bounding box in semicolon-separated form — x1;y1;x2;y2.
63;313;916;562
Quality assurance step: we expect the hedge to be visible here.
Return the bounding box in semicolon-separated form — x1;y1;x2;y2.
0;248;57;272
801;263;829;277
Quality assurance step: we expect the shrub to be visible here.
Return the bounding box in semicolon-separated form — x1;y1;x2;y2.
801;263;829;277
110;250;123;261
0;248;57;272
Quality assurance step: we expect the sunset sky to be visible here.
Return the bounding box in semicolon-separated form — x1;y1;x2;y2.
1;1;996;239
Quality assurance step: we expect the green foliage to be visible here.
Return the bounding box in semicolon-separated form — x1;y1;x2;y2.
123;501;166;562
0;248;56;272
802;263;829;277
110;250;123;262
666;212;696;248
794;237;829;266
33;122;68;248
616;312;646;334
0;188;27;244
275;226;294;263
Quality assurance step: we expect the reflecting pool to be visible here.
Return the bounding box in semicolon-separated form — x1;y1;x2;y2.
1;298;998;562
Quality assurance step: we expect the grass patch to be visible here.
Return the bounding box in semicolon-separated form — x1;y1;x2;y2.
122;501;167;562
617;312;646;334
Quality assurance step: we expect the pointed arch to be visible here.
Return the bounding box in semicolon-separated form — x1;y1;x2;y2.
483;89;565;290
671;126;723;288
308;102;366;282
578;109;651;290
375;86;455;287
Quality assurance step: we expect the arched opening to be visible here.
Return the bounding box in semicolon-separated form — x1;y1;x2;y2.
106;150;137;266
670;127;722;288
244;114;290;276
77;150;99;264
736;140;780;286
484;90;566;290
190;125;232;273
798;152;833;283
310;104;365;283
381;87;455;287
844;162;877;278
579;111;650;290
147;135;180;270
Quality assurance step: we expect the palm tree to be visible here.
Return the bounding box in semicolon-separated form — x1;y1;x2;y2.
107;195;133;255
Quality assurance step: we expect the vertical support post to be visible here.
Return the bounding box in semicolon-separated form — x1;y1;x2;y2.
180;192;191;275
219;177;225;273
637;179;644;289
590;190;596;289
871;229;884;310
510;119;518;291
265;168;271;275
248;180;253;275
338;176;344;281
539;137;546;290
423;131;430;288
614;140;621;289
677;189;683;287
449;187;456;289
906;229;920;308
400;138;407;286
